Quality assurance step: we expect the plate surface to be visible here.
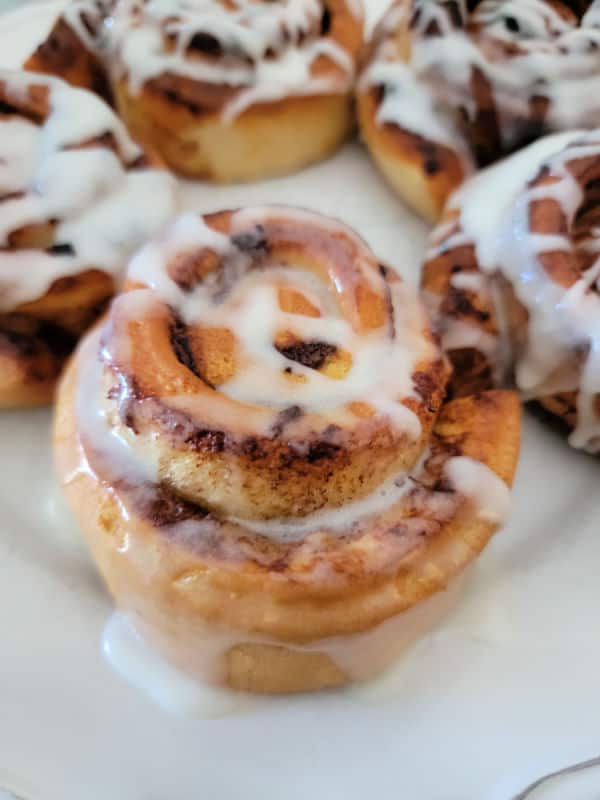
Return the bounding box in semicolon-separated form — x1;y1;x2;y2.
1;5;600;800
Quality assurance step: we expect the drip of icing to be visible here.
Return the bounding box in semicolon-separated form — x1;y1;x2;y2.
76;329;158;487
102;612;258;717
360;0;600;156
445;457;511;525
102;576;463;715
65;0;361;122
361;59;469;156
436;130;600;451
0;70;178;311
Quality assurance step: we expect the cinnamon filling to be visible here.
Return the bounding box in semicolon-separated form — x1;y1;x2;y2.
276;340;338;370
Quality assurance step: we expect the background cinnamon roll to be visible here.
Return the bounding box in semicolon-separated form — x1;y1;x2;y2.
422;129;600;452
28;0;364;183
0;69;178;408
55;206;520;694
357;0;600;221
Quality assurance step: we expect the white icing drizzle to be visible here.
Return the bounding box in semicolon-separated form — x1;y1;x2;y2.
64;0;362;122
102;612;259;716
361;58;470;157
123;206;431;438
446;131;583;262
431;130;600;452
0;69;178;311
450;271;487;293
360;0;600;160
445;456;511;525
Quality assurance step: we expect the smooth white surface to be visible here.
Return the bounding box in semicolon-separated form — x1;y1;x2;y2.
2;3;600;800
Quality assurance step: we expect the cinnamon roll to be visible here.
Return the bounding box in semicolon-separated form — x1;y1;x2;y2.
55;207;520;694
357;0;600;221
27;0;364;183
0;69;178;408
422;129;600;451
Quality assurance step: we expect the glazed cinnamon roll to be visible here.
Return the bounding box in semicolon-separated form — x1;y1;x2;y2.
0;69;178;408
28;0;364;183
357;0;600;221
55;207;520;694
422;130;600;451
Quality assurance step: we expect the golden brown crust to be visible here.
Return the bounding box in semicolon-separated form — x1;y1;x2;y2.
356;0;471;222
115;83;356;182
357;86;466;223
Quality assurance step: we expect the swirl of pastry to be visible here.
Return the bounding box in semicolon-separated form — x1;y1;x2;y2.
357;0;600;221
0;69;178;408
55;207;520;694
27;0;364;183
422;130;600;452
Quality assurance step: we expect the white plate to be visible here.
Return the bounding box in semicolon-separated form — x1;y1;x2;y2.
2;4;600;799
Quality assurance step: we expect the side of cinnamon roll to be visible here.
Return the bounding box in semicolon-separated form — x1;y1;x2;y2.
55;206;520;694
422;129;600;452
0;69;178;408
27;0;365;183
357;0;600;221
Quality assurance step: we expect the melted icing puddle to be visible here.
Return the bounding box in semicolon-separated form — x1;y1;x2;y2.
102;577;467;718
102;613;260;718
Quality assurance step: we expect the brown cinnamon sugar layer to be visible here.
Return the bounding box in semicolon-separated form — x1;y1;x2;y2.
25;18;113;103
93;391;519;587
